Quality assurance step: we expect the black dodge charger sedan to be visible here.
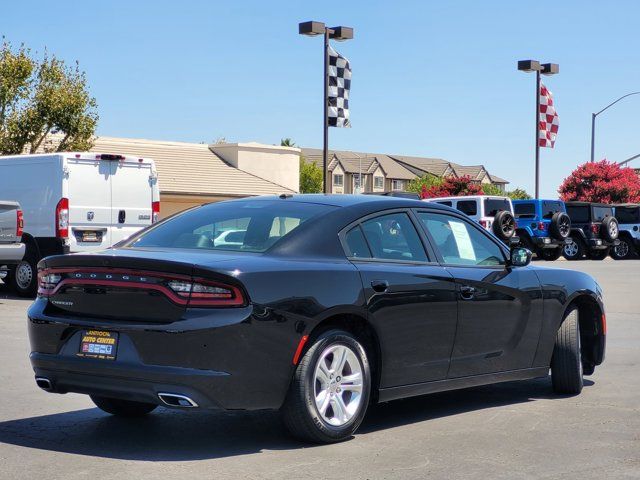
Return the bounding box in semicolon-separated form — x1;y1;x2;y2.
28;194;606;443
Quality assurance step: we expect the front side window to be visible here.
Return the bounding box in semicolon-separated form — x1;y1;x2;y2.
333;174;344;187
360;213;427;262
418;212;505;266
374;176;384;189
128;200;333;252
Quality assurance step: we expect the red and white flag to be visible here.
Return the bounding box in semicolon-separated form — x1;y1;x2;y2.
539;82;559;148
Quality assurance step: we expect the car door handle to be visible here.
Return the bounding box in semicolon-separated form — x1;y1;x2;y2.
371;280;389;293
460;286;476;300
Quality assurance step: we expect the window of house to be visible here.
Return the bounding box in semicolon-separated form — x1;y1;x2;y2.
333;174;344;187
374;176;384;189
391;180;404;191
353;174;363;191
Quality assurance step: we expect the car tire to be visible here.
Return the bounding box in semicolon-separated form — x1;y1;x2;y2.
551;308;583;395
492;210;516;242
562;236;585;260
589;248;610;260
541;248;563;261
10;250;38;297
91;395;157;417
549;212;571;241
281;329;371;443
600;216;619;242
611;237;634;260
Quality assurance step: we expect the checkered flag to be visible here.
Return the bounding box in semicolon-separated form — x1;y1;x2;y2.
328;46;351;128
539;82;559;148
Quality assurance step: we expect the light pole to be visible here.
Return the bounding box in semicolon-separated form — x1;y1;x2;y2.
590;92;640;163
299;21;354;194
517;60;559;199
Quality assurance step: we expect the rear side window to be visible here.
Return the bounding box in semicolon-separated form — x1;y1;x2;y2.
360;213;427;262
129;200;333;252
456;200;477;216
514;202;535;218
566;205;589;223
593;206;614;221
615;207;640;224
484;198;512;216
344;226;372;258
542;201;564;219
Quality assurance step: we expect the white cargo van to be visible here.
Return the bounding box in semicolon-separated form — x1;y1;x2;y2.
0;152;160;296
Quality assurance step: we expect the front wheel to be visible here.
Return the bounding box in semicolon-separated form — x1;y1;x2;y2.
562;237;585;260
551;308;583;395
10;251;38;297
91;396;157;417
611;238;634;260
282;330;371;443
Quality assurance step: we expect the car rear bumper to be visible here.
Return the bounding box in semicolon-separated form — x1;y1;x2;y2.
531;236;567;248
588;238;620;249
27;298;299;410
0;242;25;266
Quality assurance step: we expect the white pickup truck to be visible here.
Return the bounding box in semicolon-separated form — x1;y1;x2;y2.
0;152;160;296
0;201;26;281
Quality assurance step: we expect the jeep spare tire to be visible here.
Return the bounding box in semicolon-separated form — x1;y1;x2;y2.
492;210;516;242
600;216;619;242
549;212;571;240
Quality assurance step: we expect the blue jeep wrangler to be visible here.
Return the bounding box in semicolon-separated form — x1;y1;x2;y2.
513;199;571;260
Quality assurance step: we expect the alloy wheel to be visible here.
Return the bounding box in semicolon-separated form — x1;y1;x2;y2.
564;239;579;258
313;344;364;427
501;217;515;236
559;218;571;237
609;223;618;238
614;240;629;258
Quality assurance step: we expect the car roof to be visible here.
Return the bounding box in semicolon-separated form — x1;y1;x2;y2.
565;201;614;207
613;203;640;208
223;193;451;210
512;199;562;203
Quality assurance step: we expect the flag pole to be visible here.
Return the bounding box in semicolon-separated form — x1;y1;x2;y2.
535;69;540;200
323;27;330;194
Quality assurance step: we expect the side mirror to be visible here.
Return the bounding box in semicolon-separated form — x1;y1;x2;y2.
509;246;532;267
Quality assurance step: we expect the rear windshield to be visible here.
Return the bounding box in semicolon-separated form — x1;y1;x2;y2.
128;200;333;252
542;201;564;219
615;206;640;224
484;198;512;216
592;206;614;222
514;202;535;218
566;205;589;223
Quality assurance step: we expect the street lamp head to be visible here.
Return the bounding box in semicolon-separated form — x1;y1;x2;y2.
541;63;559;75
298;21;326;36
330;26;354;41
517;60;542;72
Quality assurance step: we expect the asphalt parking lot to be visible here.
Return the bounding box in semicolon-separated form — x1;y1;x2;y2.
0;259;638;480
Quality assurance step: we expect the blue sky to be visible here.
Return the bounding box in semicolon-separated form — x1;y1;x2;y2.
3;1;639;197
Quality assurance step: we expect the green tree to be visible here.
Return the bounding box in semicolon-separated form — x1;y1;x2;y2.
299;156;323;193
0;40;98;154
406;174;443;196
481;183;505;196
280;138;296;147
506;188;532;200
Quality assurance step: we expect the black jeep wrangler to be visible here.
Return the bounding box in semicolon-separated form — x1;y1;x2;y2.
562;202;619;260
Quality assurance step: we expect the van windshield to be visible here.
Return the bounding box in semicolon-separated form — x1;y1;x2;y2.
128;200;334;252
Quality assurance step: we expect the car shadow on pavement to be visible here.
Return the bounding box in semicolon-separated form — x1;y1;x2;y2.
0;377;594;460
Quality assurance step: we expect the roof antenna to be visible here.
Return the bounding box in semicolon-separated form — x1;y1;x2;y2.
279;193;293;199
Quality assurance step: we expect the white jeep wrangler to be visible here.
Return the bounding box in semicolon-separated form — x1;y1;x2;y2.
611;204;640;259
423;195;516;243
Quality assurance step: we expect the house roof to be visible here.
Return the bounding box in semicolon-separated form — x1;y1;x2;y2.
91;136;295;196
302;148;416;180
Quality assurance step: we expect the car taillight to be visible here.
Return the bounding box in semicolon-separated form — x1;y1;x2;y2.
537;222;546;231
152;201;160;223
16;209;24;237
38;271;62;295
167;279;245;307
591;223;600;234
55;198;69;238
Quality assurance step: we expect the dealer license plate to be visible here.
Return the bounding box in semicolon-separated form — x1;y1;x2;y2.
77;330;118;360
81;231;101;242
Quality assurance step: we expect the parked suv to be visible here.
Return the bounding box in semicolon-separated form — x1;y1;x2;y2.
610;204;640;259
0;201;26;282
424;195;516;243
512;199;571;261
563;202;619;260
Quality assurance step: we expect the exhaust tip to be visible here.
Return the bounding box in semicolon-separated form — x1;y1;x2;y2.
35;377;53;391
158;392;198;408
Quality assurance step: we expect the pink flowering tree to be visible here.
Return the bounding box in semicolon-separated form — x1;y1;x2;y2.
558;160;640;203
